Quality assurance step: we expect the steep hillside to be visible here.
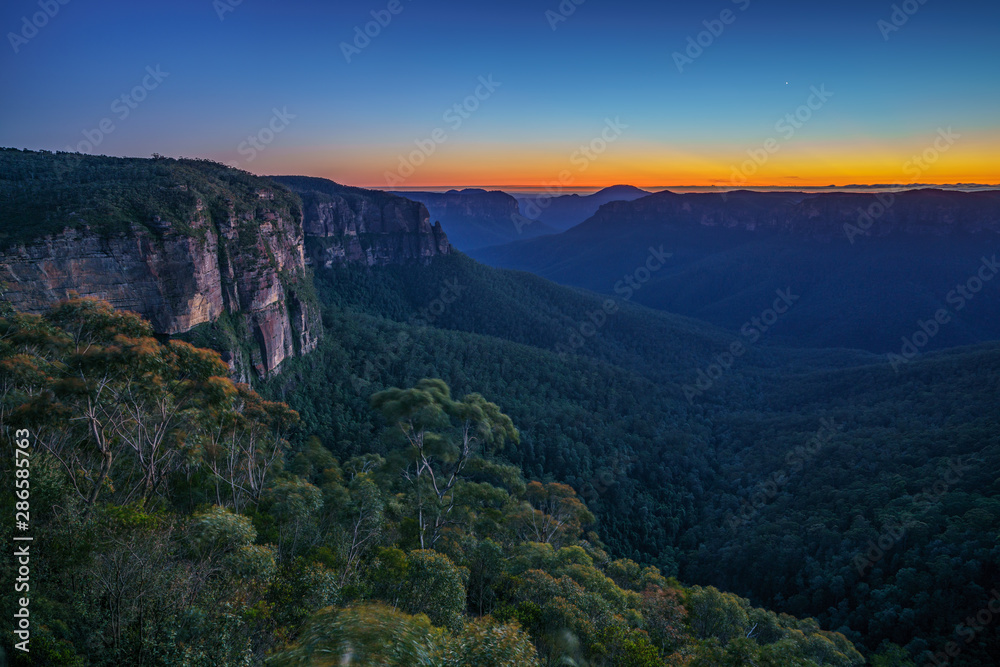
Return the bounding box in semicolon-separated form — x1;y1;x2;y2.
266;252;1000;664
0;300;866;667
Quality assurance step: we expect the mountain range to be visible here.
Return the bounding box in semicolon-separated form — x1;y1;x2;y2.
395;185;653;250
516;184;651;231
473;188;1000;353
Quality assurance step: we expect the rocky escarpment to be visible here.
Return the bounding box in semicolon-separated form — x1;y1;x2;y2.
272;176;451;267
0;150;320;378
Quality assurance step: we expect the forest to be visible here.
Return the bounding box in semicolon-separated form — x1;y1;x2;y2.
252;253;999;666
0;298;866;665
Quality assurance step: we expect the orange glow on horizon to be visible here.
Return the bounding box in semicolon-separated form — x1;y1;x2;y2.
252;133;1000;192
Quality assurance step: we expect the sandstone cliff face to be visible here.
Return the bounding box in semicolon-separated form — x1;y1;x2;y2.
1;155;454;380
0;190;319;378
271;176;452;267
303;196;449;267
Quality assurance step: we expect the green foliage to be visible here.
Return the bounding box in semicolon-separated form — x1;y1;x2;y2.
686;586;750;644
268;603;439;666
0;148;301;248
0;303;868;665
188;505;257;557
395;550;467;632
264;251;1000;665
443;617;540;666
372;378;519;550
269;603;540;667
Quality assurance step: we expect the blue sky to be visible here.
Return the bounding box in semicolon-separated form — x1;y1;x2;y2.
2;0;998;187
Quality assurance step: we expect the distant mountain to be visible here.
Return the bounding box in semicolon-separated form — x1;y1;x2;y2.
391;188;557;250
472;188;1000;353
517;184;651;231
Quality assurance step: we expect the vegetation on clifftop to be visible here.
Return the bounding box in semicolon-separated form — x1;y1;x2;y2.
0;148;301;248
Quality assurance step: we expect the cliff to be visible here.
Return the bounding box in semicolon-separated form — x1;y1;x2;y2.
272;176;452;266
0;149;320;378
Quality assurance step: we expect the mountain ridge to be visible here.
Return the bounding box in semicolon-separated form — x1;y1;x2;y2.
391;188;557;250
473;188;1000;352
517;184;652;231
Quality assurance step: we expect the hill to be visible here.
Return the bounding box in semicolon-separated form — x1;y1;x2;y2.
517;184;652;231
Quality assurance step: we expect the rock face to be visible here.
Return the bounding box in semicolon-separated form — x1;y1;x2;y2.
0;153;320;378
0;155;457;378
272;176;452;266
1;223;224;333
1;204;320;378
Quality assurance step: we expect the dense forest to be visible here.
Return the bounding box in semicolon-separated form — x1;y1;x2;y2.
250;253;999;665
0;299;865;665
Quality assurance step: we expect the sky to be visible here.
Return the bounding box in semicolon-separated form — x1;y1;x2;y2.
1;0;998;189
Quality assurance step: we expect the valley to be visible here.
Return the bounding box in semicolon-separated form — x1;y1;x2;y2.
2;149;998;666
